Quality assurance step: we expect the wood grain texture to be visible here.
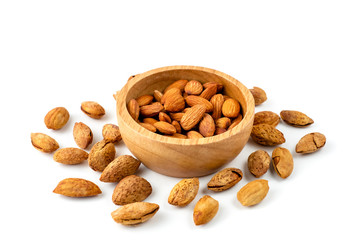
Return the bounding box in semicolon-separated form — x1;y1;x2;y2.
116;66;254;177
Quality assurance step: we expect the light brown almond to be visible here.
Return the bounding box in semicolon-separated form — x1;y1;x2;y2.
164;79;188;93
127;99;140;121
153;90;163;102
272;147;294;179
112;175;152;205
53;178;101;197
172;120;182;133
53;148;88;165
81;101;105;119
237;179;269;206
73;122;93;149
210;94;224;120
203;82;223;92
185;95;213;112
31;133;59;153
250;87;267;106
254;111;280;127
184;80;203;95
164;91;185;112
142;117;159;125
199;113;215;137
215;127;227;135
193;195;219;226
169;133;188;139
153;121;177;135
139;122;157;132
228;114;243;130
88;140;116;172
207;168;243;192
215;117;231;129
248;150;271;178
296;132;326;154
169;112;185;122
222;98;240;118
180;104;206;131
140;102;164;117
44;107;70;130
159;112;172;123
187;131;204;139
168;178;199;207
102;124;122;143
280;110;314;127
136;95;154;107
100;155;141;182
200;83;217;100
111;202;159;225
251;124;285;146
161;88;181;104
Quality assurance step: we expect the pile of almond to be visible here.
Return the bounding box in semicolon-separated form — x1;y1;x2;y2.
31;81;326;227
127;79;243;138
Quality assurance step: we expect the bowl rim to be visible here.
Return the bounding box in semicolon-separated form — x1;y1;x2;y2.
116;65;255;146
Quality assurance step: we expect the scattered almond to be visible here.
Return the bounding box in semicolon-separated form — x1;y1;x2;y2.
193;195;219;226
251;124;285;146
272;147;294;179
254;111;280;127
44;107;70;130
88;140;116;172
53;147;88;165
100;155;141;182
280;110;314;127
207;168;243;192
111;202;159;225
31;132;59;153
168;178;199;207
250;87;267;106
296;132;326;153
53;178;101;197
73;122;93;149
102;124;122;143
81;101;105;119
237;179;269;206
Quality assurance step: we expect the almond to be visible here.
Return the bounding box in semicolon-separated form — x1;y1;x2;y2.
169;112;185;122
102;124;122;143
31;133;59;153
222;98;240;118
251;124;285;146
203;82;223;92
210;94;224;120
199;113;215;137
250;87;267;106
53;147;88;165
161;88;182;104
139;122;157;132
73;122;93;149
193;195;219;226
127;99;140;121
280;110;314;127
172;120;182;133
187;131;204;139
111;202;159;225
159;112;172;123
112;175;152;205
164;79;188;93
215;117;231;129
185;95;213;112
272;147;294;179
140;102;164;117
168;178;199;206
296;132;326;154
169;133;188;139
228;114;243;130
163;91;185;112
215;127;227;135
200;83;217;100
143;117;159;125
180;104;206;131
81;101;105;119
136;95;154;107
88;140;116;172
237;179;269;206
184;80;203;95
100;155;141;182
153;121;177;135
207;168;243;192
248;150;271;178
254;111;280;126
153;90;163;102
53;178;101;197
44;107;70;130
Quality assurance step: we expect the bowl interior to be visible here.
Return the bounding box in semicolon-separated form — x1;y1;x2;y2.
126;68;249;127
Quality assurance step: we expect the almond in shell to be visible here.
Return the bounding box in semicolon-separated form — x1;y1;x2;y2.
81;101;105;119
73;122;93;149
100;155;141;182
112;175;152;205
111;202;159;225
254;111;280;127
250;87;267;106
272;147;293;179
31;133;59;153
53;147;88;165
207;168;243;192
248;150;271;178
295;132;326;153
251;124;285;146
193;195;219;226
102;124;122;143
280;110;314;127
88;140;116;172
237;179;269;206
53;178;101;197
44;107;70;130
168;178;199;207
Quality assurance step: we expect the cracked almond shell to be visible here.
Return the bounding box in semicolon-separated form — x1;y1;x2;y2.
168;178;199;206
88;140;116;172
296;132;326;153
53;178;101;197
111;202;159;225
207;168;243;192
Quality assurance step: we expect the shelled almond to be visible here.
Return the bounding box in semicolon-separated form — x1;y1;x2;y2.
127;80;243;138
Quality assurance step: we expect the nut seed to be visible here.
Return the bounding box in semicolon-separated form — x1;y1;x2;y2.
73;122;93;149
280;110;314;127
237;179;269;206
251;124;285;146
248;150;271;178
272;147;294;179
296;132;326;153
168;178;199;207
53;147;88;165
44;107;70;130
207;168;243;192
100;155;141;182
111;202;159;225
81;101;105;119
102;124;122;143
53;178;101;197
31;133;59;153
88;140;116;172
193;195;219;225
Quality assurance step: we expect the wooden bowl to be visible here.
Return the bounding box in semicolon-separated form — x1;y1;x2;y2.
115;66;254;177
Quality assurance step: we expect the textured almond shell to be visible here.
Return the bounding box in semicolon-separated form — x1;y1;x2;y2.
81;101;105;119
53;178;101;197
88;140;116;172
272;147;294;179
248;150;271;178
100;155;141;182
250;87;267;105
31;133;59;153
112;175;152;205
254;111;280;127
73;122;93;149
168;178;199;206
296;132;326;153
53;148;88;165
44;107;70;130
111;202;159;225
237;179;269;206
251;124;285;146
280;110;314;127
207;168;243;192
102;124;122;143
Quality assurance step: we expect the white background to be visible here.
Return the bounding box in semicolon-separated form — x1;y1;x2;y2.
1;0;359;239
